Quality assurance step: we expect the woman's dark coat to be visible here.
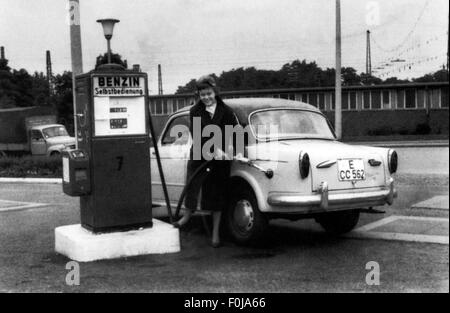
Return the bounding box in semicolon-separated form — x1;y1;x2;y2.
184;96;239;212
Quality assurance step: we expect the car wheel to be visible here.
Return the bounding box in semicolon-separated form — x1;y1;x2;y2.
316;210;360;235
226;187;268;245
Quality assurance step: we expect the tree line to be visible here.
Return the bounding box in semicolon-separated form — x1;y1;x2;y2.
176;59;449;94
0;53;127;134
0;56;74;130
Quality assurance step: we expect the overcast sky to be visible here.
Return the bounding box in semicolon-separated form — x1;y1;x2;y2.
0;0;448;93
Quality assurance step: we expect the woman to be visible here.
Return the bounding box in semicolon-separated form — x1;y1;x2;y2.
173;75;239;248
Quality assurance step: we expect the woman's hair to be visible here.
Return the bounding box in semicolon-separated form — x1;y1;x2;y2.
196;75;219;95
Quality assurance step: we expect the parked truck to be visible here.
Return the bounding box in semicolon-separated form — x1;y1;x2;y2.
0;106;75;157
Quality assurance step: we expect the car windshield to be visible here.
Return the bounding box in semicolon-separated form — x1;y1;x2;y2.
42;126;69;138
250;109;336;140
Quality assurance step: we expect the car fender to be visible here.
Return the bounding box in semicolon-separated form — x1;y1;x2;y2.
231;168;268;212
46;144;65;156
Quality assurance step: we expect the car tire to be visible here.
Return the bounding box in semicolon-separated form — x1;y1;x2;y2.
226;187;268;245
316;210;360;235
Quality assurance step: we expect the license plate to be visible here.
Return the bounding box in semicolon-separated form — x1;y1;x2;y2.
337;159;365;181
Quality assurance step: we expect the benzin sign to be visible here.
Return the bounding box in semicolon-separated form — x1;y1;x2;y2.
93;76;145;97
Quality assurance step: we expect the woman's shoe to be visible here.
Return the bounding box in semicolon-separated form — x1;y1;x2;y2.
210;239;222;248
172;221;182;228
172;211;192;228
172;219;189;229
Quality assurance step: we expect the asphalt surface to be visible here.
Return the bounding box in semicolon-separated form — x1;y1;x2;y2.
0;173;448;293
347;141;449;175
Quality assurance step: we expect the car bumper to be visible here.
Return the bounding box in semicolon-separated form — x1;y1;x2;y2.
267;178;397;212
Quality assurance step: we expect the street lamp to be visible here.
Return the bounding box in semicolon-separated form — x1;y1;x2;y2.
96;18;120;65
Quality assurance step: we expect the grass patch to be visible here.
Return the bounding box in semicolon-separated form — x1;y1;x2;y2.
0;155;62;178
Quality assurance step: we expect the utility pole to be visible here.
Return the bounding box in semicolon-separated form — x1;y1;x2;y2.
0;46;4;60
366;30;372;76
46;50;54;96
447;11;449;73
69;0;83;147
335;0;342;140
158;64;163;95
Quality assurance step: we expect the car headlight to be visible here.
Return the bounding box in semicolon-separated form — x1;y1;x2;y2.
388;149;398;174
299;151;310;179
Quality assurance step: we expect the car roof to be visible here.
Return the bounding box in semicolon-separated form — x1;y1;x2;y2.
175;98;322;126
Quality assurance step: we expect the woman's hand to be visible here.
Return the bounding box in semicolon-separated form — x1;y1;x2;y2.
214;148;228;160
208;149;243;160
235;152;244;160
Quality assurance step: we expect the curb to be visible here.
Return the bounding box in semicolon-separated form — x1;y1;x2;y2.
0;178;62;184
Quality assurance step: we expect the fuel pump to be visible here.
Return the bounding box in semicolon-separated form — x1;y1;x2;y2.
56;18;181;261
62;64;159;233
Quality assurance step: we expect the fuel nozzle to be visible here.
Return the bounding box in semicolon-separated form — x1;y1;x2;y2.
234;156;274;179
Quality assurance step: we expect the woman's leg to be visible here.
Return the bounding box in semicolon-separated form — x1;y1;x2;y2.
175;207;193;227
205;161;231;246
211;211;222;247
174;160;207;227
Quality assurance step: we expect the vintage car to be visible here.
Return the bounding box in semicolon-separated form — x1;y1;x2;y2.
150;98;398;244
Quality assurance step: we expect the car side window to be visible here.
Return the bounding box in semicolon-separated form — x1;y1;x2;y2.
161;115;191;146
31;130;43;140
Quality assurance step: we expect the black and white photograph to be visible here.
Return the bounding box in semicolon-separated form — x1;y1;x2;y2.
0;0;448;297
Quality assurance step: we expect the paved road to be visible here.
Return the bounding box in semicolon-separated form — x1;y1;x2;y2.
395;146;449;175
0;173;447;292
347;141;449;175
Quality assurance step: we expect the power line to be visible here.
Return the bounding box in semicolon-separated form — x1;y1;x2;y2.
376;54;446;77
372;33;447;72
371;0;432;53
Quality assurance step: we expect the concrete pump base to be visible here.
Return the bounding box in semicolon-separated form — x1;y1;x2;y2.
55;219;180;262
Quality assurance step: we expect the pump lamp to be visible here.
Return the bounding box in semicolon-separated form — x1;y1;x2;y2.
96;18;120;65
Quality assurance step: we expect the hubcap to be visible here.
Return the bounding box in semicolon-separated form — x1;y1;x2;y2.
233;200;254;233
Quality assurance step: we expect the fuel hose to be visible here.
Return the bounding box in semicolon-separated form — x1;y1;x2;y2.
174;156;273;220
174;160;215;220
